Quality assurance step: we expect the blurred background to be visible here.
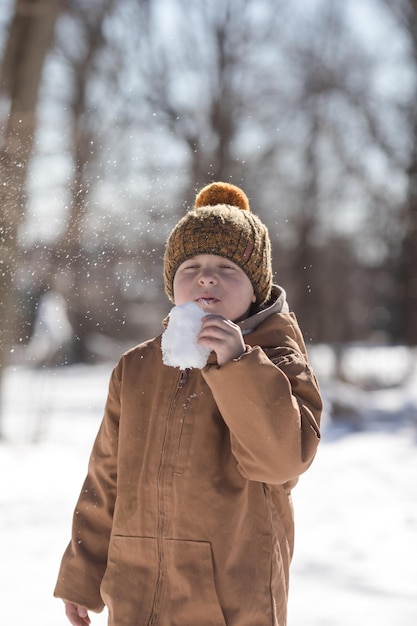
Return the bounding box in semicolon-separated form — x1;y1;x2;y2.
0;1;416;625
1;0;417;375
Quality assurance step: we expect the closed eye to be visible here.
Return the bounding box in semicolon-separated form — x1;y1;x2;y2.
181;263;199;271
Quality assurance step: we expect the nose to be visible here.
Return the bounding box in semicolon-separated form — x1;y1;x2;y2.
198;269;217;285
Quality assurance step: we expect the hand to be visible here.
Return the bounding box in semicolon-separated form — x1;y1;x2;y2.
198;314;245;366
64;602;91;626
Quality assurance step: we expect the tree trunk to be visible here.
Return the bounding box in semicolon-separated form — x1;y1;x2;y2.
400;133;417;344
0;0;60;435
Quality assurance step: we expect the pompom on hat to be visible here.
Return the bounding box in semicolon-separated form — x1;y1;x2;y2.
164;182;273;306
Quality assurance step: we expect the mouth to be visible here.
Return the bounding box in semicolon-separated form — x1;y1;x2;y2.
195;297;219;306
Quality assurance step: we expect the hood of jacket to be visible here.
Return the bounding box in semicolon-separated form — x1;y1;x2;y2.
240;283;289;333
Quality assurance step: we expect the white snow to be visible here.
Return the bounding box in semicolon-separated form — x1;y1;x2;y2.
1;346;417;626
161;301;211;369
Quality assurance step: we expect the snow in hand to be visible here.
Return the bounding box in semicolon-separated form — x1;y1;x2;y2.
161;301;211;369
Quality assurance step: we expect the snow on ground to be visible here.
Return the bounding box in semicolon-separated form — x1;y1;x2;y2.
1;346;417;626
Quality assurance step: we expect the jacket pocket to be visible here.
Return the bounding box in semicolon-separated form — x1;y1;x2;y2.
166;539;227;626
100;535;158;626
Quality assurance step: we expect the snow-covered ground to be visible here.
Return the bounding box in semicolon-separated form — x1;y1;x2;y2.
1;346;416;626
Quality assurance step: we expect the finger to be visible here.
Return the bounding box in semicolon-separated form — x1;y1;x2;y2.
78;607;91;625
200;317;236;334
64;602;90;626
199;327;239;346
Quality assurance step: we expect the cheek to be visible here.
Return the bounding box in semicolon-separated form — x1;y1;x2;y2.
242;281;256;303
172;277;189;304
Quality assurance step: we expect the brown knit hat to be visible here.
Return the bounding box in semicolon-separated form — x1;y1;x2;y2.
164;182;272;305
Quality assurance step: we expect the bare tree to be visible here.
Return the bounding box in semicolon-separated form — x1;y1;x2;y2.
380;0;417;344
0;0;60;434
267;1;412;347
132;0;402;346
13;0;411;357
119;0;290;205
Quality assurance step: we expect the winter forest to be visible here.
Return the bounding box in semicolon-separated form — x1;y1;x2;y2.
0;0;416;625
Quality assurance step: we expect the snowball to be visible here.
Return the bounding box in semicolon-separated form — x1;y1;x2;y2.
161;302;211;370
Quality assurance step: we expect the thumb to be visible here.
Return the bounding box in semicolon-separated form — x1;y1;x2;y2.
77;606;90;623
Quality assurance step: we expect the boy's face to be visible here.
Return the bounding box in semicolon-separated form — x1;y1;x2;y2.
173;254;256;322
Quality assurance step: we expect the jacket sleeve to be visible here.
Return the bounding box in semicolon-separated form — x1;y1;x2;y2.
54;364;121;612
201;317;322;486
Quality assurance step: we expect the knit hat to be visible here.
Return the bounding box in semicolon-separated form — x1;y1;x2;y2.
164;182;272;306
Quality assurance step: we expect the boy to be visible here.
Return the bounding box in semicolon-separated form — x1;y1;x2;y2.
54;181;322;626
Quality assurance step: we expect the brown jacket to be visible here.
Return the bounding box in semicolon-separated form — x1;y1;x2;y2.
54;286;322;626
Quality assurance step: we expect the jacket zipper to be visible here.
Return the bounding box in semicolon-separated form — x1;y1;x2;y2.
148;369;188;625
178;368;188;389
